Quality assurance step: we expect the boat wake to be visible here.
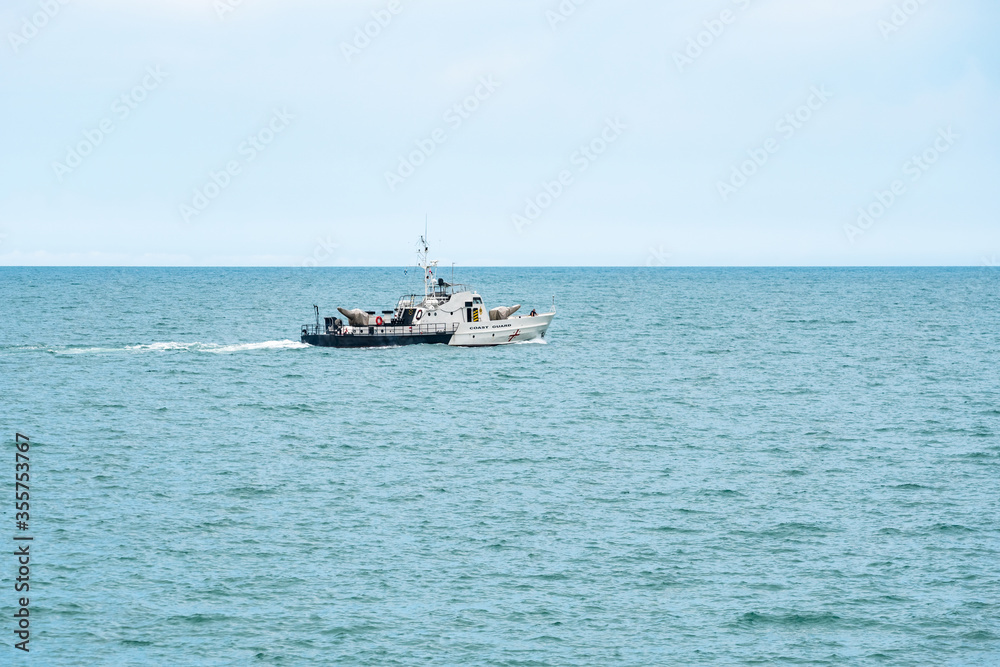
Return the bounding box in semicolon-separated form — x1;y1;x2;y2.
6;340;311;355
128;340;310;353
512;338;548;345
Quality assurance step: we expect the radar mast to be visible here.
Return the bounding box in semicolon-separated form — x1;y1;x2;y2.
417;216;438;299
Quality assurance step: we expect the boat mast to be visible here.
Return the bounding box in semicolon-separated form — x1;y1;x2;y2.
418;216;438;300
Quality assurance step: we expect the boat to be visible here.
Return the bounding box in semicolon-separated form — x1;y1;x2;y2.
300;235;555;348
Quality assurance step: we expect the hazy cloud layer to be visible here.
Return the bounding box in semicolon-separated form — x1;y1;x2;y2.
1;0;997;265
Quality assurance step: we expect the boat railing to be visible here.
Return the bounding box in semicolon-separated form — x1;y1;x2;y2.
301;322;459;337
395;284;471;308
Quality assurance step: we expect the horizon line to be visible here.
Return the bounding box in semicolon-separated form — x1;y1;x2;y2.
0;265;996;270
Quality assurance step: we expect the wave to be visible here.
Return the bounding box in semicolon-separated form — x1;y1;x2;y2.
15;340;310;355
11;338;542;353
129;340;310;353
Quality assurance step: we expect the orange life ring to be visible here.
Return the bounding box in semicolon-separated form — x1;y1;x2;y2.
415;309;423;321
375;316;384;326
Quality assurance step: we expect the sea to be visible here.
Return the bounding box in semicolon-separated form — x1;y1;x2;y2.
1;267;998;665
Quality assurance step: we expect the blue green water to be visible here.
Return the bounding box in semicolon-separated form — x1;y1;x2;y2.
2;267;999;665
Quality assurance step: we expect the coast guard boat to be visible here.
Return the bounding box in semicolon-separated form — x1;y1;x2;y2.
300;236;555;348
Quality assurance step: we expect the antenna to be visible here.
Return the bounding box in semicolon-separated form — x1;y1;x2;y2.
416;216;438;299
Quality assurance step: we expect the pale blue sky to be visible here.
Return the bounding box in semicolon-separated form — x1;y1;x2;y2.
1;0;997;266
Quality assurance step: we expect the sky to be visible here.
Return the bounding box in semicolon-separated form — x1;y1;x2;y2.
1;0;998;266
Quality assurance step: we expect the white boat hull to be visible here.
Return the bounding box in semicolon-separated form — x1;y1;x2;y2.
448;313;554;347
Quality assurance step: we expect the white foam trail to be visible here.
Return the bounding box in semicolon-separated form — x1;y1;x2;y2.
126;342;192;351
512;338;548;345
207;340;310;353
48;340;310;354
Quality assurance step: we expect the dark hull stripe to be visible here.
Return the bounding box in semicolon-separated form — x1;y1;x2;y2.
301;334;453;348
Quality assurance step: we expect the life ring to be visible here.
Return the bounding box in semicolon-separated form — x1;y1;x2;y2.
375;316;384;326
415;309;423;321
